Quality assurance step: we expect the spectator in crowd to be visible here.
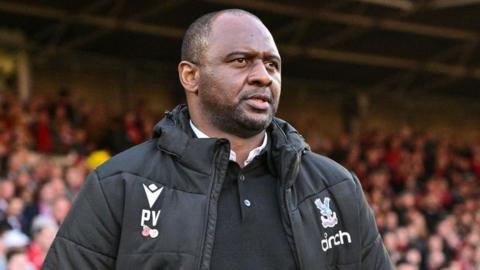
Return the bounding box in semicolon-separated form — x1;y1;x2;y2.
51;197;71;226
26;217;57;270
1;230;31;270
0;198;26;233
5;247;34;270
32;109;53;154
64;166;86;200
0;180;15;220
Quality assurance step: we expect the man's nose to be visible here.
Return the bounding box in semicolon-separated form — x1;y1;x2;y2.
247;61;273;87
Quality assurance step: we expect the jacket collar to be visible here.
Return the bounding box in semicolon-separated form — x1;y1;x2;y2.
268;117;310;187
153;104;309;186
153;105;223;175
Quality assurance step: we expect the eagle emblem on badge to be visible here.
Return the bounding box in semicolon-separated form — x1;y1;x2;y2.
314;197;338;228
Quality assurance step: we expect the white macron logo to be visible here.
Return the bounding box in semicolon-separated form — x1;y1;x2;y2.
143;183;163;208
140;183;164;239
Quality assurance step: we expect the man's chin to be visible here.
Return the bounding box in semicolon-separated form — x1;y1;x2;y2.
213;106;274;138
236;113;273;136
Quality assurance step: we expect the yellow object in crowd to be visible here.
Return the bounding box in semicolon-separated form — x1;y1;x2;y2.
87;150;111;169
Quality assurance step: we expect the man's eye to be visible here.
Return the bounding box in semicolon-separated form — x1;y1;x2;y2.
235;58;246;64
230;58;248;67
265;61;279;70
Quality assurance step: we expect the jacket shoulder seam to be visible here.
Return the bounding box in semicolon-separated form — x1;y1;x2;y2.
97;171;206;196
92;170;121;228
117;250;196;257
296;176;351;206
56;235;116;260
362;233;382;252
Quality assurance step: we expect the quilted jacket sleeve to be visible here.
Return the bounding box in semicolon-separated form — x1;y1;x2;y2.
43;171;120;270
351;173;394;270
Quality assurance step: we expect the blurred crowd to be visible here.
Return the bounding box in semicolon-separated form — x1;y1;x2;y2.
0;89;478;270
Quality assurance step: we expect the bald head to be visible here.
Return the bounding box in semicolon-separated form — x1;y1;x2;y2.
181;9;263;64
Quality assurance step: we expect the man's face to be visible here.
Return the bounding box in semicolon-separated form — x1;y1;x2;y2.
197;13;281;138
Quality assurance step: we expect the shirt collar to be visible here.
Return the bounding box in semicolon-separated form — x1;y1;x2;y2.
189;120;268;167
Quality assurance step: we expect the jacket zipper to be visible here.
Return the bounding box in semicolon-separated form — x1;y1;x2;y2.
285;187;304;270
197;142;229;270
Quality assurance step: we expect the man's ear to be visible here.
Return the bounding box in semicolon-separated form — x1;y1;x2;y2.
178;61;200;94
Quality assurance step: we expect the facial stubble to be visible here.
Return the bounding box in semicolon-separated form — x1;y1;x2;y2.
197;74;277;138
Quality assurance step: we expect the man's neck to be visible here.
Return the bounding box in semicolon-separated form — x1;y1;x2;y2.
190;120;266;167
227;132;266;166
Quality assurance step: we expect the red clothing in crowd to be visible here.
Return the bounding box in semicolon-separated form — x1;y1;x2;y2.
27;243;44;270
36;121;53;153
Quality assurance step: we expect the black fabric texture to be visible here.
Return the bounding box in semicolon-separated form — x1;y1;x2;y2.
210;151;296;270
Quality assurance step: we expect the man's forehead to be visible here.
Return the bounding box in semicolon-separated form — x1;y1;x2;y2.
207;13;279;56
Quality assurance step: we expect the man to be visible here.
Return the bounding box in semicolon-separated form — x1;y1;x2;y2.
43;9;393;270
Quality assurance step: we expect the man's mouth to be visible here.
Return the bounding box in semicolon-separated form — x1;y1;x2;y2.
245;94;271;111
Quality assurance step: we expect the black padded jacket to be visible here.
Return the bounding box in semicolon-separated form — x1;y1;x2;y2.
43;104;394;270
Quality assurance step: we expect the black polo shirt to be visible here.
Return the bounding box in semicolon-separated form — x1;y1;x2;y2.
210;146;296;270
